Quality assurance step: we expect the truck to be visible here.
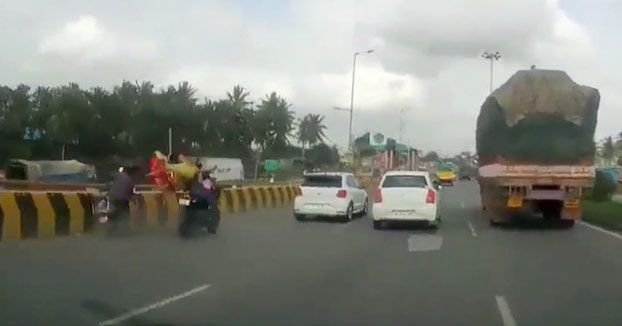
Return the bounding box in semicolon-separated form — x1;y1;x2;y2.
476;69;600;227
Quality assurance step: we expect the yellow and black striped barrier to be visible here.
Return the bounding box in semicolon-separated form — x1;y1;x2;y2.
0;191;95;241
128;185;301;224
215;185;301;214
0;184;301;241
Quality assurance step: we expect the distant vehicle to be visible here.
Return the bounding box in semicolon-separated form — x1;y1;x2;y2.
4;159;96;183
294;172;368;222
436;166;456;186
187;157;244;183
372;171;441;230
458;167;476;181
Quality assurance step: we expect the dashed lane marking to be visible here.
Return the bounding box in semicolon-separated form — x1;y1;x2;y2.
407;234;443;252
98;284;211;325
495;295;517;326
468;221;477;237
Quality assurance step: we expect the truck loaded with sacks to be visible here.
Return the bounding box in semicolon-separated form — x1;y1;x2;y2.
476;69;599;226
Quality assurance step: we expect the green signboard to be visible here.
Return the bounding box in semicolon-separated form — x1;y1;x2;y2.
263;159;279;172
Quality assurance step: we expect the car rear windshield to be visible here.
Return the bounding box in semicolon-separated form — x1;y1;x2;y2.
302;175;342;188
382;175;428;188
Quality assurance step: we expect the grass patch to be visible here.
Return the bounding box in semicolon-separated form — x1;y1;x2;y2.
582;200;622;231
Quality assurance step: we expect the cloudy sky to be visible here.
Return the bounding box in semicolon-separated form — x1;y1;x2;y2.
1;0;620;156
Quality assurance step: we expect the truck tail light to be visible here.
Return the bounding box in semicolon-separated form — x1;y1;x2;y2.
374;188;382;203
337;189;347;198
426;188;436;204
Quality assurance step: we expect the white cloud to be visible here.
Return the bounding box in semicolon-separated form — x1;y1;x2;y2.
39;15;156;62
0;0;616;155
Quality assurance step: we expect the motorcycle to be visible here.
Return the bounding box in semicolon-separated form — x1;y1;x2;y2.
178;176;221;238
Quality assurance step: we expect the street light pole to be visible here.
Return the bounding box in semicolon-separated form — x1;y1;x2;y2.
482;51;501;93
348;49;374;152
398;107;411;143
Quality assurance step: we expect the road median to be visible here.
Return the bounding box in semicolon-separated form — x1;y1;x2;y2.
0;184;301;241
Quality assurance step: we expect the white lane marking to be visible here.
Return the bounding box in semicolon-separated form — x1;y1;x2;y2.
495;295;517;326
579;221;622;241
468;221;477;237
98;284;211;326
408;234;443;252
459;200;465;208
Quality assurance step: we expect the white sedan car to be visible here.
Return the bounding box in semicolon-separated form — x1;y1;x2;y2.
294;172;368;222
372;171;441;229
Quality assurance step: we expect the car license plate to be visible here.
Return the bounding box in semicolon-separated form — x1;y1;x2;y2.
307;203;324;208
178;199;190;206
393;210;415;216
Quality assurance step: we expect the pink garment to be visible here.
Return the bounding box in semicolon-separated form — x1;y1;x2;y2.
202;178;213;190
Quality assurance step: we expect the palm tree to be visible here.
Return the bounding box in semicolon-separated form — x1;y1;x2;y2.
297;113;327;158
600;136;616;167
227;85;251;110
616;131;622;157
254;92;295;152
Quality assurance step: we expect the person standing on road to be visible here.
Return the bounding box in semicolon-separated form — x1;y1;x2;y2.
108;165;140;235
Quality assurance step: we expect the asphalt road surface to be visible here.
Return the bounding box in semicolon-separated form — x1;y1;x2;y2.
2;181;622;325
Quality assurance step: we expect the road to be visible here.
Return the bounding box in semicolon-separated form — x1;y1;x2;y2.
1;181;622;325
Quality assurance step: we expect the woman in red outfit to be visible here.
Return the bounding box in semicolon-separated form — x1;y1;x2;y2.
148;151;174;191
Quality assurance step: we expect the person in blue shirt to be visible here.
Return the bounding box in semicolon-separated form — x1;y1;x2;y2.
108;165;140;235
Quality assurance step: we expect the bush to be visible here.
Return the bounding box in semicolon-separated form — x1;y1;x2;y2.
591;170;617;202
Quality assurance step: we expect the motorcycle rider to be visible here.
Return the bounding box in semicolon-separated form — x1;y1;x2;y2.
187;166;219;213
199;166;219;218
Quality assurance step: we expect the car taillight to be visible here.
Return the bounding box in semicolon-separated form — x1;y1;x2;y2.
337;189;347;198
426;188;436;204
374;188;382;203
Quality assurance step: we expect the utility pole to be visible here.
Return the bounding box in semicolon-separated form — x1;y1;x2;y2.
347;49;374;152
168;128;172;156
398;107;411;143
482;51;501;93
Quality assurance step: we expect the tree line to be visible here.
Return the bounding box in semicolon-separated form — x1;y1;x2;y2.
598;133;622;167
0;82;339;171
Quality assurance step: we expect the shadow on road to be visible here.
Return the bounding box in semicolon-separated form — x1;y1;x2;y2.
378;221;439;233
297;215;366;224
494;218;575;231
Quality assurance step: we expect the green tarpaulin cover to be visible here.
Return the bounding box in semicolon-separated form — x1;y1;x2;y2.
476;69;599;165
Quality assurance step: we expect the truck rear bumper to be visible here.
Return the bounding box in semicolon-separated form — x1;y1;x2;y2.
485;199;582;222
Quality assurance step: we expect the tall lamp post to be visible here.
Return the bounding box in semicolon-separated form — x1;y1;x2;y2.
398;107;411;144
347;49;374;152
482;51;501;93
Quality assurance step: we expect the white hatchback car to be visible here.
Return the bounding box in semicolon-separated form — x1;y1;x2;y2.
294;172;368;222
372;171;441;229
